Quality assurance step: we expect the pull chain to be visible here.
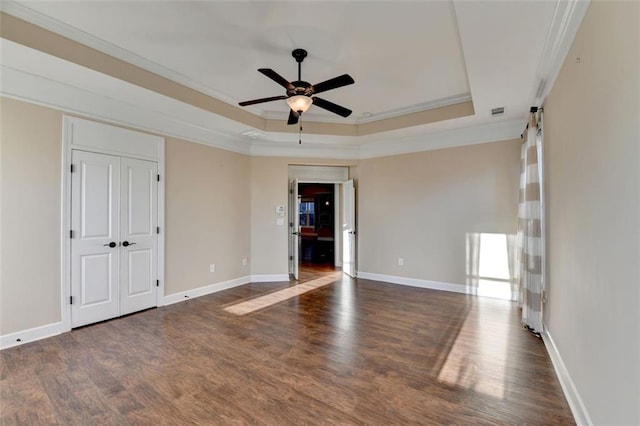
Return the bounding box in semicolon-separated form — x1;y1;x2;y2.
298;114;303;144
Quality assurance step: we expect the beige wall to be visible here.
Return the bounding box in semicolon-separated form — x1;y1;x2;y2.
165;138;251;295
356;140;521;285
0;98;254;334
0;98;63;334
543;2;639;424
249;157;289;276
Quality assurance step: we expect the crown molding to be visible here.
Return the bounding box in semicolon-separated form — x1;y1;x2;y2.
0;0;240;107
357;118;524;159
0;63;253;156
250;140;360;159
2;30;523;160
260;93;473;125
355;93;473;124
0;2;475;134
529;0;590;107
1;59;522;161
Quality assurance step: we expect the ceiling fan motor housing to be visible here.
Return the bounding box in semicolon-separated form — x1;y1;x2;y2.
288;82;313;97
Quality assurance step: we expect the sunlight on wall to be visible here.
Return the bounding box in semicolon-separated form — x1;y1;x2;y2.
466;233;517;300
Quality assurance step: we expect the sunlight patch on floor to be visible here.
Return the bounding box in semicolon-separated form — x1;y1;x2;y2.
437;299;511;399
224;272;343;315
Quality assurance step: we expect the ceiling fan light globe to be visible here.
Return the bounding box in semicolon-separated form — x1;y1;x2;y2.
287;95;312;113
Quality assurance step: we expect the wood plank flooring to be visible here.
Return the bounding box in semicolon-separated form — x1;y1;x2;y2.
1;272;574;425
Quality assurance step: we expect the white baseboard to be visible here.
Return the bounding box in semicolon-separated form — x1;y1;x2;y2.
250;274;290;283
542;329;592;426
2;274;287;348
163;275;251;306
0;322;62;350
357;272;520;302
357;271;470;295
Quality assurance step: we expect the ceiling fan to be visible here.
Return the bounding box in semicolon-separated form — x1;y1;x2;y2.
238;49;355;125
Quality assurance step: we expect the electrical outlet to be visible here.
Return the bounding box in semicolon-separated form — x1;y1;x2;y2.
398;258;404;266
209;264;216;273
242;257;248;267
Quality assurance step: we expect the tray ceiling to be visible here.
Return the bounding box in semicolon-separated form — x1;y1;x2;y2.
0;1;587;156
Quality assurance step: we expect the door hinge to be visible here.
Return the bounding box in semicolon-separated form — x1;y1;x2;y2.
289;189;293;194
70;164;75;173
156;226;160;234
70;296;74;304
70;230;74;239
289;256;293;261
157;174;160;182
156;279;160;287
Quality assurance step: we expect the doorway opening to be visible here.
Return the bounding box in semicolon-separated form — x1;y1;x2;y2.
288;165;354;282
297;183;337;282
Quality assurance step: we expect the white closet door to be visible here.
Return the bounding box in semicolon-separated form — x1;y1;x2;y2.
120;157;158;315
71;151;120;327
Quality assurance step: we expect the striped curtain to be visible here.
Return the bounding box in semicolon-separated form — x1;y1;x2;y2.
517;110;544;333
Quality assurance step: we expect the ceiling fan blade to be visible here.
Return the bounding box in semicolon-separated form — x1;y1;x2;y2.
312;97;352;118
287;109;299;125
238;95;287;107
258;68;294;90
312;74;355;95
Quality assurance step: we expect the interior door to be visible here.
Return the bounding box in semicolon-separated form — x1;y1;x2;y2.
342;179;356;278
289;178;300;280
120;157;158;315
71;151;121;327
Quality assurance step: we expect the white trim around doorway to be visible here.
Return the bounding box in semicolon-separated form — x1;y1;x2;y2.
287;165;350;272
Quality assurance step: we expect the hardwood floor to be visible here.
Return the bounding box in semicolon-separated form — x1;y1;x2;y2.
297;261;337;283
1;275;574;425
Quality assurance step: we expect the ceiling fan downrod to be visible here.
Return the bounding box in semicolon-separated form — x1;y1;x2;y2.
292;48;307;81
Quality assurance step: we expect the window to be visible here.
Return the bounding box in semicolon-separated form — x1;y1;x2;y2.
299;201;315;226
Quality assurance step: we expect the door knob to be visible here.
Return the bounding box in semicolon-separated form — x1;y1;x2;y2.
103;242;117;248
122;241;136;247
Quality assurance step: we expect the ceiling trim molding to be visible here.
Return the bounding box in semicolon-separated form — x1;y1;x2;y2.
0;52;525;160
357;100;474;136
0;10;265;130
260;93;473;125
1;60;519;161
0;64;253;156
355;93;473;124
528;0;590;107
250;141;360;160
0;5;530;161
0;0;240;107
0;9;475;136
357;118;524;159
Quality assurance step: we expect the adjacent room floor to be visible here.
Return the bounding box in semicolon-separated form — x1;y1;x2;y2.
0;274;574;424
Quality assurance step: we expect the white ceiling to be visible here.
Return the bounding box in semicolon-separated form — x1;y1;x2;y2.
0;0;588;157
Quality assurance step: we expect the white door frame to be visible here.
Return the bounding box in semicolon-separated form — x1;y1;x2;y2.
60;116;165;332
287;166;349;270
